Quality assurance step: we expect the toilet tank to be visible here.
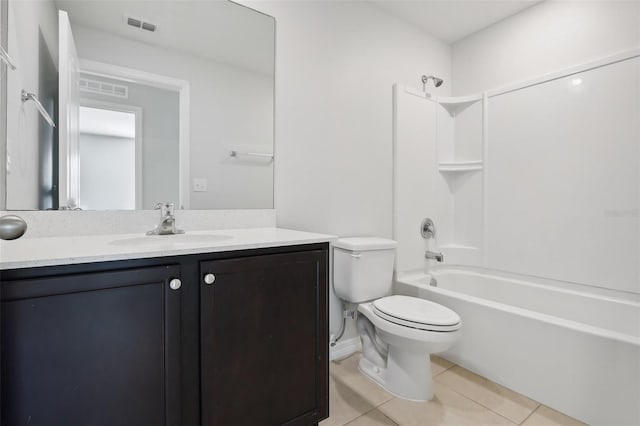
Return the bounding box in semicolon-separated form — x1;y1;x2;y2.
333;237;397;303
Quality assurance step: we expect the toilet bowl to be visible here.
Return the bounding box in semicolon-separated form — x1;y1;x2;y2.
333;237;461;401
357;295;461;400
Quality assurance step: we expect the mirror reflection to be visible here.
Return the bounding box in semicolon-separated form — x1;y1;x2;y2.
4;0;275;210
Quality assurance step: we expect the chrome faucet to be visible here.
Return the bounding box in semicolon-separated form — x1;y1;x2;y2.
147;202;184;235
425;250;444;262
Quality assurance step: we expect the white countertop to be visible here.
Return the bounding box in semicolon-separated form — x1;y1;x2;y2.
0;228;335;270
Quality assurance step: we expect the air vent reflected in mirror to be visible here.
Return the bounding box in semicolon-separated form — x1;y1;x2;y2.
126;17;142;28
125;15;157;32
142;22;156;32
79;77;129;99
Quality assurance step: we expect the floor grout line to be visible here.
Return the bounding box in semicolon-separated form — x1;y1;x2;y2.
343;404;400;426
436;380;522;425
381;411;400;426
338;403;377;426
432;366;454;377
327;358;397;426
431;357;456;377
344;400;392;425
434;363;543;425
519;404;541;425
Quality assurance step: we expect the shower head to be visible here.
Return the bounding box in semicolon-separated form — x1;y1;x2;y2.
421;75;444;89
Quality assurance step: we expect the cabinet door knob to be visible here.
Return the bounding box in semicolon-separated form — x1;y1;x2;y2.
169;278;182;290
203;273;216;285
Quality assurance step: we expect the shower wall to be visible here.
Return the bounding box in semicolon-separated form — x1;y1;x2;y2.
444;1;640;295
486;57;639;295
395;54;640;297
393;87;443;275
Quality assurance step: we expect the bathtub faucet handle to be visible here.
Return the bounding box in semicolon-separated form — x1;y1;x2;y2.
421;218;436;239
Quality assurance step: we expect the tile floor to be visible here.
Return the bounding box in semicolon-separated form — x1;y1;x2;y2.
321;353;586;426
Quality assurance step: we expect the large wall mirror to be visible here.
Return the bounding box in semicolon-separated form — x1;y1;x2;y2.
2;0;275;210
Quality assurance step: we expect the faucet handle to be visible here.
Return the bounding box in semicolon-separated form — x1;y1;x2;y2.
421;218;436;239
153;202;175;216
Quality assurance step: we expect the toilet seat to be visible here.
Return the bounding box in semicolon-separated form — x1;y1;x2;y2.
373;295;461;332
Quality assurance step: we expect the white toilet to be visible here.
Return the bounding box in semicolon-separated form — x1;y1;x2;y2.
333;237;461;401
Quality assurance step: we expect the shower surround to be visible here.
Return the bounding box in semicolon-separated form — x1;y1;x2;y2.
392;48;640;425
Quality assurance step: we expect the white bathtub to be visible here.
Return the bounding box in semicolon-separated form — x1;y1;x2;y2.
395;267;640;426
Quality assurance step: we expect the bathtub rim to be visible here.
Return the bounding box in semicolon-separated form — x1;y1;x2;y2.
428;266;640;308
427;264;640;303
396;269;640;347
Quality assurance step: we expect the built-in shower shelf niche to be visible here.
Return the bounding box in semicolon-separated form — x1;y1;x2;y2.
438;160;483;172
438;160;484;193
437;94;483;115
436;93;485;166
435;92;487;268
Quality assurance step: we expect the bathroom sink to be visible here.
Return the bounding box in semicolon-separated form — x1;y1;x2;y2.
109;233;232;247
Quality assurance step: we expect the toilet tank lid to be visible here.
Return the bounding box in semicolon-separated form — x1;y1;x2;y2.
333;237;397;251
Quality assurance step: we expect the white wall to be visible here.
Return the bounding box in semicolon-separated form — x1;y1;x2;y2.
246;1;450;237
452;1;640;95
248;1;451;237
244;0;451;341
5;0;58;209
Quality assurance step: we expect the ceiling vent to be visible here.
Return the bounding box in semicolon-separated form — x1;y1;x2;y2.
125;16;156;32
79;78;129;99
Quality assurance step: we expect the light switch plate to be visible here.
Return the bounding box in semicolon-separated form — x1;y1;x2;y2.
193;178;208;192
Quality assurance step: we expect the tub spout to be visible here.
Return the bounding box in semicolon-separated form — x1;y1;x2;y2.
425;250;444;262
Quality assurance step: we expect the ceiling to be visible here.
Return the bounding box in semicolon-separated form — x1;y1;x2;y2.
55;1;275;75
370;0;542;43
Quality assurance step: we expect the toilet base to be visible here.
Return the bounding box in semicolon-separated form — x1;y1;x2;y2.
354;301;460;402
358;346;434;401
358;356;387;390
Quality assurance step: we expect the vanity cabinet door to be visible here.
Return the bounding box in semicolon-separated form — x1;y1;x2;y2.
0;265;182;426
200;249;328;426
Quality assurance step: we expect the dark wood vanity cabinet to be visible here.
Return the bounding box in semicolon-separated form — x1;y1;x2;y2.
0;243;329;426
0;265;183;425
200;250;328;426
